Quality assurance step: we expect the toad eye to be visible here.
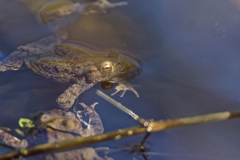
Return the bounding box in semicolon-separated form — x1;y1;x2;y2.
101;81;113;90
101;61;113;73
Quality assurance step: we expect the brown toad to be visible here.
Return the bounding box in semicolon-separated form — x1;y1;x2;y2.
0;41;140;109
0;102;112;160
0;0;140;109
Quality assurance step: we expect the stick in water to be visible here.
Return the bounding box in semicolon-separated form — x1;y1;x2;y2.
96;90;150;127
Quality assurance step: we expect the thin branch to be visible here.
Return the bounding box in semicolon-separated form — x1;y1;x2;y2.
0;110;240;159
96;90;149;126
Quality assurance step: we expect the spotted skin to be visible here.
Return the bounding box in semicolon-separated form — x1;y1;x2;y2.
0;103;111;160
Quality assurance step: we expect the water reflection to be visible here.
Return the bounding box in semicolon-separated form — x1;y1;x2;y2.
0;0;240;159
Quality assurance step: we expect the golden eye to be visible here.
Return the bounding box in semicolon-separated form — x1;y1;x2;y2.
101;61;113;73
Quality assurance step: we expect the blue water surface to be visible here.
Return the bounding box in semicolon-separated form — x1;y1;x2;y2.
0;0;240;159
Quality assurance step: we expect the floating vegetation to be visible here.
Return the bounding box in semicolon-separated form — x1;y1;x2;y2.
18;118;35;128
15;129;24;137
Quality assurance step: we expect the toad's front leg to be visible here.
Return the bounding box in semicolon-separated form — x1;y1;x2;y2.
111;82;139;98
56;79;94;109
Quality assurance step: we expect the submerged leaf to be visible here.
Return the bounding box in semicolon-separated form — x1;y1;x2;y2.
15;128;25;137
18;118;35;128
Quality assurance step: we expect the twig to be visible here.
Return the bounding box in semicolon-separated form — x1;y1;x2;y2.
97;89;152;160
0;110;240;159
96;90;149;127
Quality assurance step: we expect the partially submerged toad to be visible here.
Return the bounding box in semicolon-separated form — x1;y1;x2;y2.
0;40;140;109
0;0;140;109
0;102;112;160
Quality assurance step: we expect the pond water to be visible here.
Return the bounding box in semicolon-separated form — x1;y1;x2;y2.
1;0;240;159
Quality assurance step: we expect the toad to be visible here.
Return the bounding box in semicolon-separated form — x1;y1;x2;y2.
0;102;112;160
0;0;140;109
0;42;140;109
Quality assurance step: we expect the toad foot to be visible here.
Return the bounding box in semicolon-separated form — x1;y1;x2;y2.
111;83;139;97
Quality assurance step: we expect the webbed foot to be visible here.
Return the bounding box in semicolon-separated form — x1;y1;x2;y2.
95;0;128;8
76;102;104;136
82;0;128;14
111;83;139;97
